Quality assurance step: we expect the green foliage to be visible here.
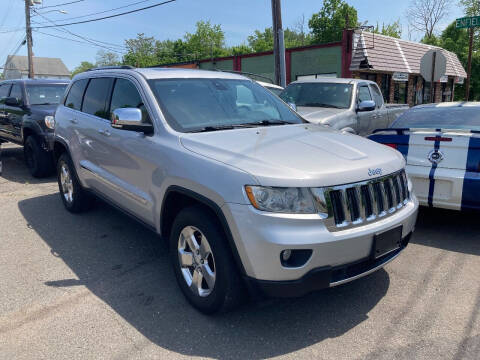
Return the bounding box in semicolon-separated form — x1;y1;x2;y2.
247;27;313;52
308;0;357;44
459;0;480;16
123;33;158;67
373;20;402;38
420;34;440;45
184;21;228;59
71;61;95;77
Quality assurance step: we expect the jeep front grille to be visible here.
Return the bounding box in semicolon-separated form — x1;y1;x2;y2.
311;170;410;232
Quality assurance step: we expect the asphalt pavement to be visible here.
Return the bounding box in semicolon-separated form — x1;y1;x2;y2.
0;144;479;360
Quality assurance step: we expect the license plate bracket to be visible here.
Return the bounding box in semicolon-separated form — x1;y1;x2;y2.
373;226;403;259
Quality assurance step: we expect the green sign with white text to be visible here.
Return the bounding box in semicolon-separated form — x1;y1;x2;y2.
456;16;480;28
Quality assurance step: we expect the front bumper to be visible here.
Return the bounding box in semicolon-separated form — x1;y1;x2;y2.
222;194;418;283
245;233;411;298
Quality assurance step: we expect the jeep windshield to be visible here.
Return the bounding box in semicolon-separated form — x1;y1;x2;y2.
25;83;68;105
279;82;353;109
148;78;304;132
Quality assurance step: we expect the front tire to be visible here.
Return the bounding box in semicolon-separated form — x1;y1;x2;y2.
57;152;91;213
170;206;245;314
24;136;53;178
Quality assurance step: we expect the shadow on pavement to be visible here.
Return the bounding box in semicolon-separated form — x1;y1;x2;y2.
19;193;390;359
0;145;55;184
411;207;480;256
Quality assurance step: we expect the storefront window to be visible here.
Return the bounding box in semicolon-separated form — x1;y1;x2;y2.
423;80;431;103
394;81;408;104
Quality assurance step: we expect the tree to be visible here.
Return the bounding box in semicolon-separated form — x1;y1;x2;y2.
71;61;95;77
308;0;358;44
123;33;157;67
459;0;480;15
373;20;402;38
229;44;253;55
184;21;228;60
96;50;120;66
247;27;312;52
405;0;449;38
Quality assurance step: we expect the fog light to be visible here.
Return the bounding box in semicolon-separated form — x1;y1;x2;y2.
281;249;292;262
280;249;313;268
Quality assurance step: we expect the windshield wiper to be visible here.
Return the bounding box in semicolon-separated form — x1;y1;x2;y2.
302;103;343;109
241;119;292;126
189;120;293;132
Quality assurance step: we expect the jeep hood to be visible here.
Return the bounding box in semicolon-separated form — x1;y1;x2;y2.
180;124;405;187
296;107;350;125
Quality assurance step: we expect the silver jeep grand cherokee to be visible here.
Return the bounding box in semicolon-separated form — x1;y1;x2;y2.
52;66;418;313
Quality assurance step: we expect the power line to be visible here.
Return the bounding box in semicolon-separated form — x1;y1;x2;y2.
33;0;157;24
39;0;85;10
35;30;123;53
32;0;176;29
32;10;126;54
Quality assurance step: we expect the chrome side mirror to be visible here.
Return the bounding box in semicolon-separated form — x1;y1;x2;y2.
111;108;153;134
357;100;376;112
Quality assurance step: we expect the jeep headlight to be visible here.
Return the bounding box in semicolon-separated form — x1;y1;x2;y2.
245;186;316;214
44;115;55;130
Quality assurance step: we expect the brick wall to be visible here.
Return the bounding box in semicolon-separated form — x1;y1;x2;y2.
407;75;415;107
434;82;442;103
389;77;395;103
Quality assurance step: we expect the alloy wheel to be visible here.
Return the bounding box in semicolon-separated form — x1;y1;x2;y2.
60;163;74;204
177;226;216;297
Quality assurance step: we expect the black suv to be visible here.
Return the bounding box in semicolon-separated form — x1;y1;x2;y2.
0;79;69;177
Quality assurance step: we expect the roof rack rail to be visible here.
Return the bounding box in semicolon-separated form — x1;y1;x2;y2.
214;69;274;84
86;65;135;71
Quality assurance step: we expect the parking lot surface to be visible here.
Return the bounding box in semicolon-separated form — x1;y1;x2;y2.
0;144;479;360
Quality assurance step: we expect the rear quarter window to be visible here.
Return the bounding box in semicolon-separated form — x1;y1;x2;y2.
65;79;88;110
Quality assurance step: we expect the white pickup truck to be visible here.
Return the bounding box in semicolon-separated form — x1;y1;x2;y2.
280;78;408;136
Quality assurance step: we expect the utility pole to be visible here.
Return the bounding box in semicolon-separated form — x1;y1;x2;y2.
465;26;474;100
25;0;34;78
271;0;286;87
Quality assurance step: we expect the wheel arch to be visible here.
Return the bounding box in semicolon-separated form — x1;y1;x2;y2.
160;185;246;275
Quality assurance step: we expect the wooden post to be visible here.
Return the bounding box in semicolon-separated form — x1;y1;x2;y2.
25;0;34;78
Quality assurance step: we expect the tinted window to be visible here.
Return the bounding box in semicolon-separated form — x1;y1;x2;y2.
10;84;23;104
82;78;113;119
392;106;480;130
26;84;68;105
370;84;383;108
149;78;302;132
65;79;88;110
357;85;372;103
110;79;150;123
280;82;353;109
0;84;10;102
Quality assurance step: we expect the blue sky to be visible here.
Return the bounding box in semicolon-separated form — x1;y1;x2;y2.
0;0;465;71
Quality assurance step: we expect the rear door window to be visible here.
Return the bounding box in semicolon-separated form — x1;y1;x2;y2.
65;79;88;110
82;78;113;119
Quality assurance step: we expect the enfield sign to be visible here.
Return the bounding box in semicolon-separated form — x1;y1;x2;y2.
456;16;480;28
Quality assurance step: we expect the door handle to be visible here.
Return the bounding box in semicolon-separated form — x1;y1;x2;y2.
70;119;78;124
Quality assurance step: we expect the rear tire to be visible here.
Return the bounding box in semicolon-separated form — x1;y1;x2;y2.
57;152;92;213
170;205;245;314
24;136;53;178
